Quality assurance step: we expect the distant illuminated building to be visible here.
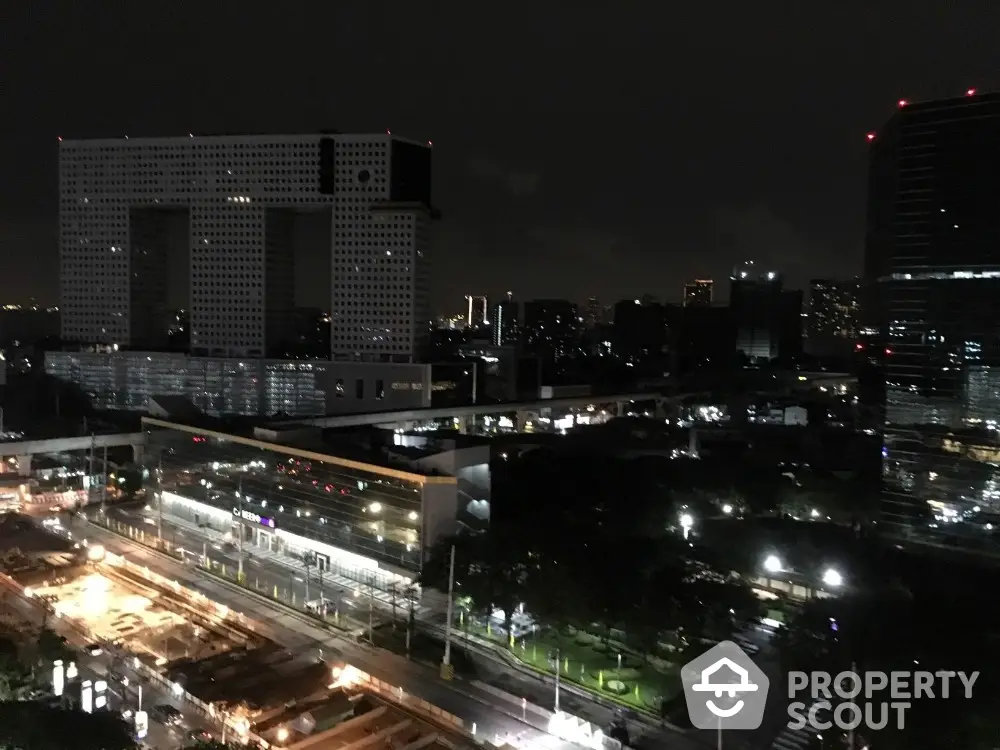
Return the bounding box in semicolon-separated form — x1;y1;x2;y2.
585;297;601;327
808;279;859;339
491;292;518;346
683;280;714;307
465;295;488;329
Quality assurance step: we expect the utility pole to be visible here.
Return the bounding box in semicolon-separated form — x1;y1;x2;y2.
389;582;398;628
236;479;244;582
87;434;95;508
368;576;375;644
554;646;561;713
406;587;415;658
100;445;108;513
846;661;857;750
156;457;163;541
442;545;457;668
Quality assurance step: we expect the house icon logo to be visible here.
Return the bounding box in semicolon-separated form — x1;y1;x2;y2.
681;640;769;730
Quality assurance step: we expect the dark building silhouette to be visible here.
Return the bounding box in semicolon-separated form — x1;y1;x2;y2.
865;91;1000;545
730;263;802;363
612;299;668;369
522;299;577;364
672;305;735;373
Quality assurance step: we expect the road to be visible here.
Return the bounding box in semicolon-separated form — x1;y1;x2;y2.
0;571;219;749
99;505;678;735
73;515;708;750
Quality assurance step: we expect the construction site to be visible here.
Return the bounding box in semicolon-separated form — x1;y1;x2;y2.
0;516;515;750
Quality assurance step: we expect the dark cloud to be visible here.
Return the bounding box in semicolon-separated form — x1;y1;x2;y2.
465;156;541;197
3;0;998;311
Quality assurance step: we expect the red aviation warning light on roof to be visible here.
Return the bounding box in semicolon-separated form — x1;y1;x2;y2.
866;133;876;142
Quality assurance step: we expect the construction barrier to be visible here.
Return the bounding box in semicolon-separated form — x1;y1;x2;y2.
341;664;466;733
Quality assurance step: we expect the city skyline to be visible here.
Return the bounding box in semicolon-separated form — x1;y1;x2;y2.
5;3;999;311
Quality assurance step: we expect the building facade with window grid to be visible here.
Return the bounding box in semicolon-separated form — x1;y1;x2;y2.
45;351;432;417
59;133;432;360
865;91;1000;549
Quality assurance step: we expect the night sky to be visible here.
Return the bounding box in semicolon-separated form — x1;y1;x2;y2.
4;2;999;314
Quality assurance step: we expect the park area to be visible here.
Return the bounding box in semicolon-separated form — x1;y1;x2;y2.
462;615;682;714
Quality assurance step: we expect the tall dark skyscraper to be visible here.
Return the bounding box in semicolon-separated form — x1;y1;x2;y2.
730;262;802;363
522;299;577;363
865;91;1000;545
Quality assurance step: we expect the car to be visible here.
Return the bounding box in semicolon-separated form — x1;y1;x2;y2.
84;644;103;656
185;728;213;743
151;703;183;727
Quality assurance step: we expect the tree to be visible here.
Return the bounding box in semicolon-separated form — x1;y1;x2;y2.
0;702;136;750
36;627;74;665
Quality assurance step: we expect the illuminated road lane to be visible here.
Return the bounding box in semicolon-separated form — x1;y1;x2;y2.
80;521;588;750
80;513;703;750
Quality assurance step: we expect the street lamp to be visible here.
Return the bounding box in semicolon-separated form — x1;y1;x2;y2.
679;513;694;540
763;554;783;573
722;504;734;515
822;568;844;587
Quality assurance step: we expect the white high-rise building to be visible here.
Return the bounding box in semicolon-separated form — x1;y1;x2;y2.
59;133;433;360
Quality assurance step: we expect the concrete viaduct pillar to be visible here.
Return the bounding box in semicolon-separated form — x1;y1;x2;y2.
15;455;31;477
132;444;145;466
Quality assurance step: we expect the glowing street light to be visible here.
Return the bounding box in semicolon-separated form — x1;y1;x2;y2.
722;504;734;515
763;554;783;574
679;513;694;539
822;568;844;587
368;502;383;514
276;727;290;743
86;544;106;562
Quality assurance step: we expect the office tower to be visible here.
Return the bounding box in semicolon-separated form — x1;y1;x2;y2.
730;263;802;362
58;132;433;360
585;296;600;327
522;299;578;362
683;279;714;307
465;295;487;329
865;91;1000;542
808;279;860;339
491;292;518;346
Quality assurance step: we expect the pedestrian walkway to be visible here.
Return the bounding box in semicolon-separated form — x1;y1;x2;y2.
151;510;434;618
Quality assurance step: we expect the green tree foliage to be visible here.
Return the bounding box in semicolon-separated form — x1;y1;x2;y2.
0;701;136;750
421;449;762;654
